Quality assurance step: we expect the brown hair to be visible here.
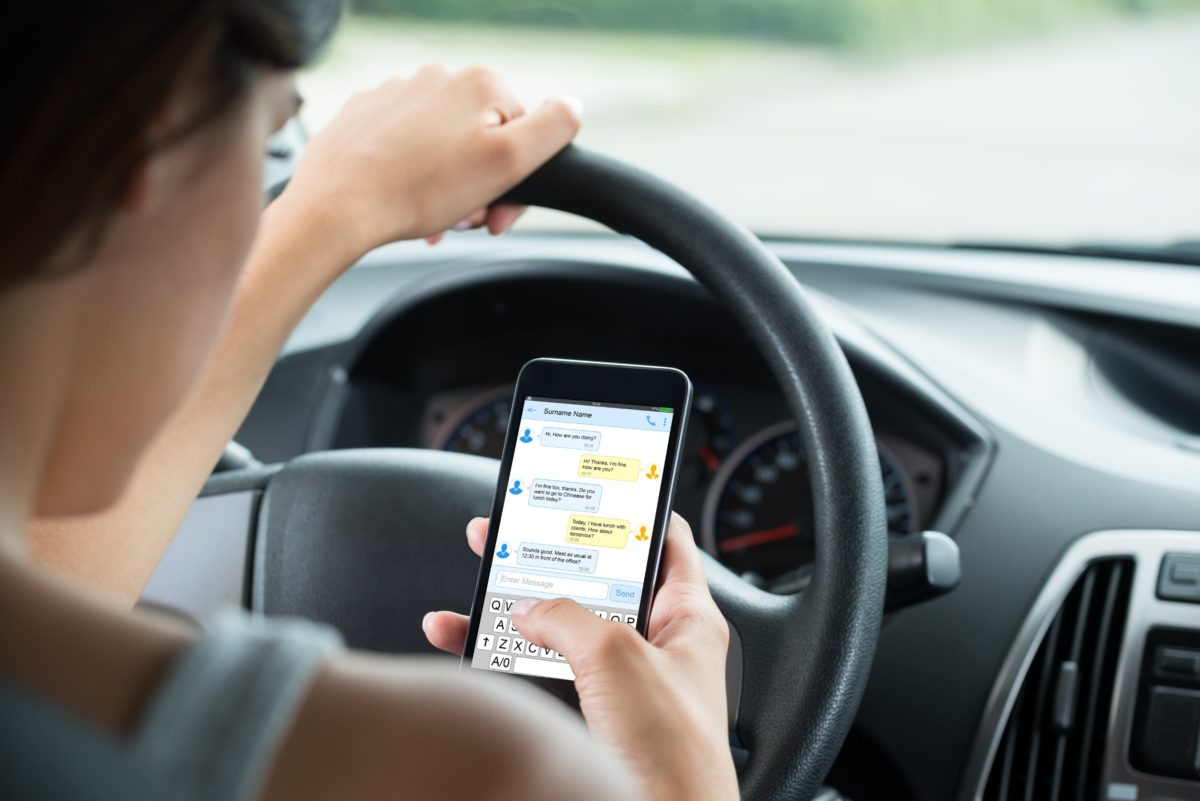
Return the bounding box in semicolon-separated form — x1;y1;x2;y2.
0;0;341;285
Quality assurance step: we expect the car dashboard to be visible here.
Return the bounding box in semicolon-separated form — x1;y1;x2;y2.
304;261;988;590
156;233;1200;801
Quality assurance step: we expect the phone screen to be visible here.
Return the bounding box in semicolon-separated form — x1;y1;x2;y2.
468;394;677;681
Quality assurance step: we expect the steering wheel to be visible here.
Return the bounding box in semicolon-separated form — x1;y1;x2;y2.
240;146;887;801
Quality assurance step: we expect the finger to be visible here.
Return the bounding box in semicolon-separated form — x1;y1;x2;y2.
482;101;526;128
657;512;707;588
422;610;470;655
446;208;489;234
513;597;638;668
414;61;452;82
489;97;583;181
465;517;488;557
459;65;526;127
485;203;526;235
463;207;489;229
425;233;445;246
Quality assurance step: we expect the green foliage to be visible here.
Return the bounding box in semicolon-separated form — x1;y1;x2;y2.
347;0;1199;49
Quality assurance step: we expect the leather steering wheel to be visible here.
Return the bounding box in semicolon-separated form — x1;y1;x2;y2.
239;145;888;801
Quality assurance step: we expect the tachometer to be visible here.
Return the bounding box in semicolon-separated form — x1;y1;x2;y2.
700;421;917;579
439;389;513;457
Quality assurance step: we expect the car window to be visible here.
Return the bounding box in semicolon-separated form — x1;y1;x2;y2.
298;1;1200;250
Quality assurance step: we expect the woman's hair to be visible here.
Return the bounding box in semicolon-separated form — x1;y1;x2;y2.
0;0;342;286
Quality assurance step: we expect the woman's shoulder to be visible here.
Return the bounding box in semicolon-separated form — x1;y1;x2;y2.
134;610;343;798
0;582;342;801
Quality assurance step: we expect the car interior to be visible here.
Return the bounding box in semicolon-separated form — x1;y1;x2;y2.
138;5;1200;801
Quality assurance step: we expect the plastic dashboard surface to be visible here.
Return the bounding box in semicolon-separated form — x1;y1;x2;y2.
225;235;1200;801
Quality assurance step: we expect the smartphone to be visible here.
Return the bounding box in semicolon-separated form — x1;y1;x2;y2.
461;358;692;705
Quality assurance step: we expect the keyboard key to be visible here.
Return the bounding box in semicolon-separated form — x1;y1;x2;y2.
511;639;526;655
624;615;637;626
492;617;508;633
488;654;513;671
476;634;494;651
609;612;623;622
503;599;515;613
515;656;575;681
488;597;503;613
496;636;511;652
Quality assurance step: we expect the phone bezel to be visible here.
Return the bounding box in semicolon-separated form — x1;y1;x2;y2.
460;357;693;706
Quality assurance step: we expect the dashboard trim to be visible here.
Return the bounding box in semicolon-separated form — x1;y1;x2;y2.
960;529;1200;801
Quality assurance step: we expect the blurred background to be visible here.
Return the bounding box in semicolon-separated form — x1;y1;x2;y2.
293;0;1200;248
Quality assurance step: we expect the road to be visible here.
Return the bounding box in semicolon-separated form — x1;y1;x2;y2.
300;14;1200;246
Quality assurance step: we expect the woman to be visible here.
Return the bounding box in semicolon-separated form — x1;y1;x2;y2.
0;2;739;800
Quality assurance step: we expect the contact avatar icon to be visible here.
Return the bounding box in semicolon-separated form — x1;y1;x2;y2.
509;480;523;495
496;543;511;559
519;428;533;443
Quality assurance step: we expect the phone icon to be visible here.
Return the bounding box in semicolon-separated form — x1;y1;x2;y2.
646;415;656;426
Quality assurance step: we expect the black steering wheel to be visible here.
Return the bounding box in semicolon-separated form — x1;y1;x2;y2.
240;146;887;801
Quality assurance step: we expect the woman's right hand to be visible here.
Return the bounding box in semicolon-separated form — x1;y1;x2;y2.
424;514;740;801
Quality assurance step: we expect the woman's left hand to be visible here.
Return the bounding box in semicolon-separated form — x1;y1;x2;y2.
277;62;582;263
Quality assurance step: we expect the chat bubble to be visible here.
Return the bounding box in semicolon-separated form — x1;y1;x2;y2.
566;514;630;549
528;479;603;513
539;427;601;451
577;454;641;482
518;542;598;574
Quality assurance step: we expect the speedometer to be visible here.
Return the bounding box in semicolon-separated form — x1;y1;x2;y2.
700;421;917;579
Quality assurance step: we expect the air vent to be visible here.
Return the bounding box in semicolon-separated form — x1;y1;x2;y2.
983;558;1133;801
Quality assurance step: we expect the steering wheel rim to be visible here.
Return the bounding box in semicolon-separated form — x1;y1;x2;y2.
502;144;887;800
250;144;887;801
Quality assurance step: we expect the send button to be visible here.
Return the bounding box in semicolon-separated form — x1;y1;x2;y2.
609;583;641;603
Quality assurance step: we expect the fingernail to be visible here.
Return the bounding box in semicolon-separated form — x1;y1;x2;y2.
512;598;542;616
559;95;584;118
452;219;474;231
421;612;434;632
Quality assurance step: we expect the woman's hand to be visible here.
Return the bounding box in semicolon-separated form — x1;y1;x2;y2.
424;514;740;801
278;63;582;263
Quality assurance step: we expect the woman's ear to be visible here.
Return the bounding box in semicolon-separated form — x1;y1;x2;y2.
122;81;191;215
119;163;153;212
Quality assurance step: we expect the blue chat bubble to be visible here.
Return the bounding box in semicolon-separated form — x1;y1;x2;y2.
539;427;601;451
518;542;599;574
528;478;603;513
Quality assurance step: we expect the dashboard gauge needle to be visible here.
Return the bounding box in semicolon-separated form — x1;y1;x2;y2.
718;523;800;553
698;446;722;472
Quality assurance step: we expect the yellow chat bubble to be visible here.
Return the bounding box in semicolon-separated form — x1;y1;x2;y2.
578;454;641;482
566;515;630;549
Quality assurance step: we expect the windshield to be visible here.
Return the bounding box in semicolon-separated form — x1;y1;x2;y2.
298;3;1200;249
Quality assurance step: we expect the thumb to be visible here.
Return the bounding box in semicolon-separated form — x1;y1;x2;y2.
513;597;638;668
490;96;583;180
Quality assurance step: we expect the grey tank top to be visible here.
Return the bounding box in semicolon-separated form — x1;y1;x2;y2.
0;610;342;801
